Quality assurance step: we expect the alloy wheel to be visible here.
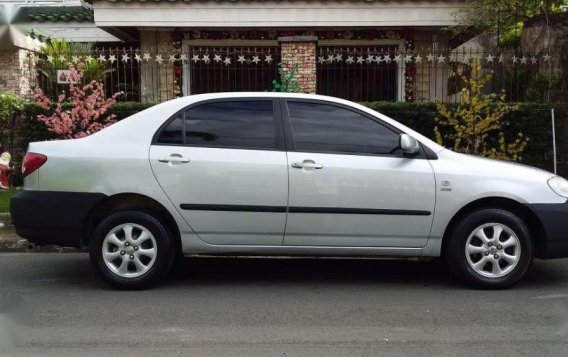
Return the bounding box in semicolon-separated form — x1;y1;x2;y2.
465;223;521;278
101;223;158;278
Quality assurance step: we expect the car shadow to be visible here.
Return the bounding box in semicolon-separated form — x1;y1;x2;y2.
167;256;455;288
17;253;567;291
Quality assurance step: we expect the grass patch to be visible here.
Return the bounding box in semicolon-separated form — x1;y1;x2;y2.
0;188;17;213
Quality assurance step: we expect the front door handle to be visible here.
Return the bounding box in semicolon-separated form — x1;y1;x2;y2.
291;160;323;170
158;154;190;164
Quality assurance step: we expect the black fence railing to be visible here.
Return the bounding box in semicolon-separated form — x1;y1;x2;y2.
33;46;562;104
35;46;281;104
317;46;563;103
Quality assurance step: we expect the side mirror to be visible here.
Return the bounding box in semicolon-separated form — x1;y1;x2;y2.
399;134;420;156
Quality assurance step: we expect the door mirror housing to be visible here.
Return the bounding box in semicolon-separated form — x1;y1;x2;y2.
399;134;420;156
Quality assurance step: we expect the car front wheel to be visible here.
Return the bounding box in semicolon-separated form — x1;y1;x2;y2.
89;210;175;290
446;208;533;289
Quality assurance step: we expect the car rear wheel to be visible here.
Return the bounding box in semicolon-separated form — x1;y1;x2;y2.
446;208;533;289
89;210;174;290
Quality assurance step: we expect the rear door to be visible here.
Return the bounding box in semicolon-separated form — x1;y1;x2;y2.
150;98;288;246
282;99;436;248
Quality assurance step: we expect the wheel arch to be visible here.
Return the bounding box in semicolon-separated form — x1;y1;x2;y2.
441;196;547;258
83;193;181;253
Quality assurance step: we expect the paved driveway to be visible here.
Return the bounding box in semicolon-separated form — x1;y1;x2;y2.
1;253;568;356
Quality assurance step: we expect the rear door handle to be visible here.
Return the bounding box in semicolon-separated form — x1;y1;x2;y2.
291;160;323;170
158;154;190;164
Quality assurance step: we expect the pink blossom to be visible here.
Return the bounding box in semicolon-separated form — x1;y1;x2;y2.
33;68;123;139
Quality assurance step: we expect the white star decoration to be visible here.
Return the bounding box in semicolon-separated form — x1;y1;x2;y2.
44;50;555;72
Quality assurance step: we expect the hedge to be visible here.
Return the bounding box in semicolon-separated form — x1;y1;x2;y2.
8;100;568;177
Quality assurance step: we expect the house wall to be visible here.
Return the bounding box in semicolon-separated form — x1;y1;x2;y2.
0;48;36;97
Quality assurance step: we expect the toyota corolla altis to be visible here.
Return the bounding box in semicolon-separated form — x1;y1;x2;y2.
11;93;568;289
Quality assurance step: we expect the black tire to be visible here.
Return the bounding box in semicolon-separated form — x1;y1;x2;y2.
89;210;175;290
446;208;533;289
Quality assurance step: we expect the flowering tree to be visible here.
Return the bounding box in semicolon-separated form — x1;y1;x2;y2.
434;59;527;161
32;67;122;139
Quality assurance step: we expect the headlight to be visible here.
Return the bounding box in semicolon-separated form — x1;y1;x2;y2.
548;176;568;198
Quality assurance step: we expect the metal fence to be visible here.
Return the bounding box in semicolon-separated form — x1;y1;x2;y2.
35;46;281;104
317;46;564;103
34;45;563;104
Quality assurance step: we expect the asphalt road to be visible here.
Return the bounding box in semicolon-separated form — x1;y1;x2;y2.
1;253;568;356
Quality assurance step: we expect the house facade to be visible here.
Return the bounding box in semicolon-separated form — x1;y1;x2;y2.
89;0;469;103
2;1;557;104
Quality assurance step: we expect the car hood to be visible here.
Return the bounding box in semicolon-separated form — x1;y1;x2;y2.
438;150;556;182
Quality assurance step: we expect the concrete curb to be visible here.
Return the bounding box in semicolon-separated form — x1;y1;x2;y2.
0;239;84;253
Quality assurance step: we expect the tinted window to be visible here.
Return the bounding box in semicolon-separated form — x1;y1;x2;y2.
185;101;276;149
157;116;183;144
287;102;400;155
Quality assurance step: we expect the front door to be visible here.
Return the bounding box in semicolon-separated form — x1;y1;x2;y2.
150;99;288;246
282;100;436;248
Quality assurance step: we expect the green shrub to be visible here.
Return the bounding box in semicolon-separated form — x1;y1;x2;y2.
13;100;568;177
365;101;566;176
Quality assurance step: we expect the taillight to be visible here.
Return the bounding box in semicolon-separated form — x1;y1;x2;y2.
22;153;47;177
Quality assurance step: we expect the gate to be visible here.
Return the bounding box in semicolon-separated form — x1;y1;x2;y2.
185;46;281;95
316;45;401;102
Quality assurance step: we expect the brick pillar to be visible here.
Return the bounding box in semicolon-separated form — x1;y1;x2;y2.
140;29;176;103
278;36;317;94
0;48;36;97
